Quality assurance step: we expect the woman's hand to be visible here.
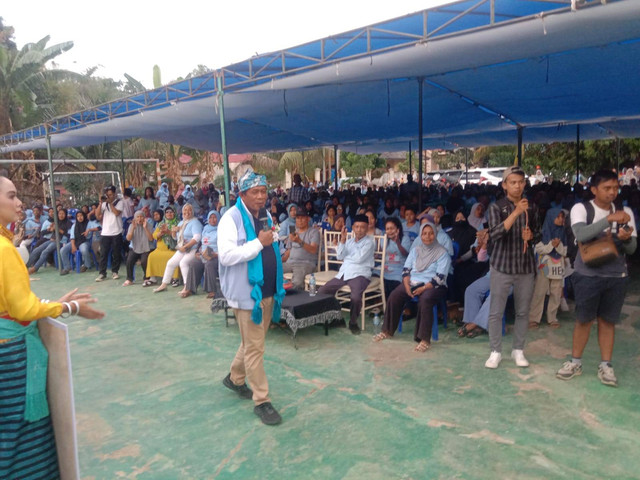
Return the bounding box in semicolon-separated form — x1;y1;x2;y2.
75;298;105;320
57;288;92;304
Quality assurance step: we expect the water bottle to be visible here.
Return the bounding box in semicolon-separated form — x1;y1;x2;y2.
309;273;317;296
373;309;381;334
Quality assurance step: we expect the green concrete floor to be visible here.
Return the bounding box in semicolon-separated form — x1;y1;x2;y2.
29;266;640;480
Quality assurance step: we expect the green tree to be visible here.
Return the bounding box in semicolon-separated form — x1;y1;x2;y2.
0;29;73;134
278;150;324;181
340;152;386;178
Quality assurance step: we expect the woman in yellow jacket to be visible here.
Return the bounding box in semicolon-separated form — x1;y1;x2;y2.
0;175;104;479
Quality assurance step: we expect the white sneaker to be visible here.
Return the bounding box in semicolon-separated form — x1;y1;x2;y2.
112;272;120;280
485;351;502;369
511;349;529;367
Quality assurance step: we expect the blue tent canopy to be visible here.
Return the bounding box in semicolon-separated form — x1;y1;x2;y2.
2;0;639;154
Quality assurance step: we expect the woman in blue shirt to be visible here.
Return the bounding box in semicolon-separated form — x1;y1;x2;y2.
27;209;72;274
154;203;203;293
383;217;411;301
374;220;451;352
181;210;220;298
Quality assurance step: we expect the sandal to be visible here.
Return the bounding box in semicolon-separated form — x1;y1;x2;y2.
549;322;560;329
179;290;192;298
466;326;485;338
206;292;216;299
373;332;390;342
528;321;539;330
414;340;430;352
457;324;474;337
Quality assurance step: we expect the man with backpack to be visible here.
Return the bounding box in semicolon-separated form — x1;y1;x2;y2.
556;169;636;387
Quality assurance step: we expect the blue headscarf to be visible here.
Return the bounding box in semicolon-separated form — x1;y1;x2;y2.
542;207;567;244
201;210;220;254
183;185;195;202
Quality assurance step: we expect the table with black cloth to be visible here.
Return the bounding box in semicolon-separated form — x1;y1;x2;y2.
211;290;343;346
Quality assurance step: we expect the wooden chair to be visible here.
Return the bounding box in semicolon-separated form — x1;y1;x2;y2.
305;230;347;287
334;234;387;331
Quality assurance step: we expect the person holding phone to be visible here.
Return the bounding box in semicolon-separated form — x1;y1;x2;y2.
122;211;154;286
373;220;451;352
281;210;320;290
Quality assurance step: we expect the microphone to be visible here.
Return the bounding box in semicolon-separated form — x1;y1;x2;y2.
258;208;270;232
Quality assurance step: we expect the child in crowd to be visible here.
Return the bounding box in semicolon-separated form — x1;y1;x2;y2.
528;208;567;329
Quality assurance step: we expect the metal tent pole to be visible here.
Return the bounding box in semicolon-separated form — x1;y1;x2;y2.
465;148;469;183
616;137;620;174
322;148;326;185
45;126;63;272
334;145;339;191
409;141;412;176
517;126;523;166
418;78;424;211
217;75;231;208
576;124;580;184
120;140;126;189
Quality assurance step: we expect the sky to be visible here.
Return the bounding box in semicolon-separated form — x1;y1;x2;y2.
2;0;450;89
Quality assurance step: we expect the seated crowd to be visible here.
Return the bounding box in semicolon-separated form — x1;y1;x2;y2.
10;168;640;346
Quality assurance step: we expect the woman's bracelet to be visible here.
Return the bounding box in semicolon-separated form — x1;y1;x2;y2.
70;300;80;315
60;302;72;318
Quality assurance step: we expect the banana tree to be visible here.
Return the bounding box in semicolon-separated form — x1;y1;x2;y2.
0;34;73;134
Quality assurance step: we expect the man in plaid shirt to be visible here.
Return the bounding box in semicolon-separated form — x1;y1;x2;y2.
485;166;539;369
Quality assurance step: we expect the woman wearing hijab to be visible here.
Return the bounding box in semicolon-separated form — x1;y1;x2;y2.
20;208;40;249
31;207;55;250
144;206;180;286
278;204;298;241
181;210;220;298
0;175;104;480
123;210;154;286
467;202;487;231
157;182;170;209
449;210;490;302
60;211;92;274
528;208;568;329
154;203;203;293
27;208;72;274
373;221;451;352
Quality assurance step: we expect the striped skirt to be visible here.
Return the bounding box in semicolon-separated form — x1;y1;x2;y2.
0;337;59;480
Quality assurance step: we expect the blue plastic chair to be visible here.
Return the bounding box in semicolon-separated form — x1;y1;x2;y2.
397;295;447;341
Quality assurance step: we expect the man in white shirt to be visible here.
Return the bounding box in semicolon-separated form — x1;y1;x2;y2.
318;214;375;335
95;185;124;282
556;169;637;387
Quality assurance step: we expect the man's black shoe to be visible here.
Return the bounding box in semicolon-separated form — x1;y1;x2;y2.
349;323;361;335
254;402;282;425
222;373;253;399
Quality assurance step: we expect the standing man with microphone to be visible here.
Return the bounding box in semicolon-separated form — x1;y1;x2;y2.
485;166;539;369
217;169;286;425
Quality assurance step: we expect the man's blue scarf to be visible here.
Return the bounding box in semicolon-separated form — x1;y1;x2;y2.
236;200;285;324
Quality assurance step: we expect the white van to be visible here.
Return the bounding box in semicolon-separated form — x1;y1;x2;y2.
459;168;508;186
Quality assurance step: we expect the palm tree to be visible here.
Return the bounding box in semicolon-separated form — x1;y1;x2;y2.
278;149;324;181
0;33;73;134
